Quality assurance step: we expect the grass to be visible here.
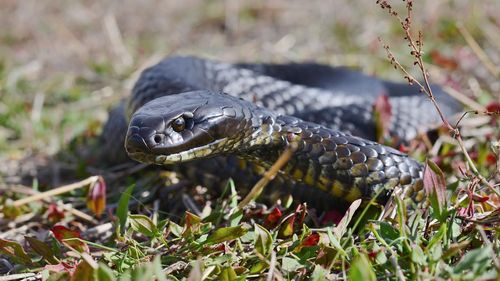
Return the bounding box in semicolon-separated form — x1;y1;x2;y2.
0;0;499;280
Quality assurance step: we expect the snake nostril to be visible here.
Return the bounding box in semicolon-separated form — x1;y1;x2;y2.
153;134;163;144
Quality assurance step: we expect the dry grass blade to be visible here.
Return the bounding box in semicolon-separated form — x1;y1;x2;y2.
456;23;499;78
237;142;298;209
10;176;100;207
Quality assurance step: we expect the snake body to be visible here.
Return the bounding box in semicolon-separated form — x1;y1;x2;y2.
104;56;461;207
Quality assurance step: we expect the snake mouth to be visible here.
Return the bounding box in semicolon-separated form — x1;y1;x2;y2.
153;137;229;165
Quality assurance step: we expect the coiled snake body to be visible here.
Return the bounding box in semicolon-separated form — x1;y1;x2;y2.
103;56;460;207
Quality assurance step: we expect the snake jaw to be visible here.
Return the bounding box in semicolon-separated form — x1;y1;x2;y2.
153;137;229;164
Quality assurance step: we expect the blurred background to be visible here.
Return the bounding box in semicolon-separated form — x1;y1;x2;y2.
0;0;498;180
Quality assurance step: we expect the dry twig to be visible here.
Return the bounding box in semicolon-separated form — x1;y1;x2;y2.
376;0;498;195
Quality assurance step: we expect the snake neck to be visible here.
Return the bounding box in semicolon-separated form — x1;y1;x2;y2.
235;114;304;164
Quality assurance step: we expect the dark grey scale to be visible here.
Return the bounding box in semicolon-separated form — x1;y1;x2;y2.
334;157;354;170
350;163;369;177
397;162;409;173
391;154;404;163
310;134;323;144
367;171;386;184
336;145;351;158
359;146;378;158
318;151;338;165
366;158;384;172
350;151;367;164
300;129;314;139
372;145;387;155
316;129;332;139
331;136;349;145
409;166;421;178
346;137;366;147
346;143;361;153
385;166;401;179
285;126;302;134
310;143;326;158
321;139;338;151
385;145;405;156
399;173;413;185
301;141;313;153
379;155;395;167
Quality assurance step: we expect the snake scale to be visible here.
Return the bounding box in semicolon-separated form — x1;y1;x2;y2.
102;56;461;209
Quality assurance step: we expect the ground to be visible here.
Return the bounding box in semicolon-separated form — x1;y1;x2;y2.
0;1;498;280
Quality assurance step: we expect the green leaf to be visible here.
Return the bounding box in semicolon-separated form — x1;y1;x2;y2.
453;246;492;275
427;223;446;250
282;257;302;273
378;221;400;243
169;221;184;238
129;262;154;281
411;245;426;265
152;256;167;281
349;255;376;281
0;238;32;265
311;264;329;281
326;228;347;257
97;263;116;281
25;236;59;264
129;214;159;238
116;184;135;235
315;246;338;269
219;266;237;281
333;199;361;240
71;260;96;281
254;224;273;257
205;226;248;245
249;261;268;274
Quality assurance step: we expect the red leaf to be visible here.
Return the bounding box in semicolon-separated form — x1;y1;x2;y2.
458;204;474;218
320;210;345;225
45;261;77;277
294;203;308;226
46;204;65;224
472;194;489;203
301;233;320;247
398;144;410;153
486;153;497;165
423;160;447;209
183;211;202;237
86;176;106;218
486;102;500;113
373;94;392;142
51;225;89;253
429;50;458;70
264;207;282;229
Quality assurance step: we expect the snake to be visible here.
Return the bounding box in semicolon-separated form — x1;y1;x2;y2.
102;56;461;208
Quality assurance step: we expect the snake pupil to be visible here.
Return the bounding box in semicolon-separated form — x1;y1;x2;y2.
172;117;185;132
153;135;163;143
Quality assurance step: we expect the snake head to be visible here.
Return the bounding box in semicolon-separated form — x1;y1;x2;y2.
125;90;262;165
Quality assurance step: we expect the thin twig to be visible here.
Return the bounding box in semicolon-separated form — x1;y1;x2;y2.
11;176;99;207
377;0;497;194
237;143;297;209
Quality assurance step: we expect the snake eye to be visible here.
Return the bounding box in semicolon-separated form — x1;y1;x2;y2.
172;117;186;132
